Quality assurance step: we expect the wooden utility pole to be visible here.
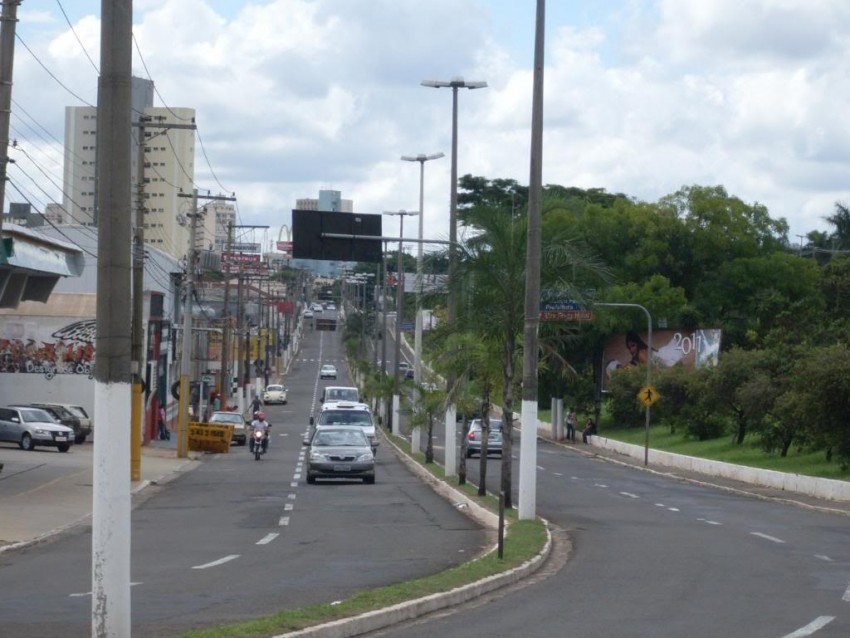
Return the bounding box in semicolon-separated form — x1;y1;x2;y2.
0;0;19;233
92;0;132;635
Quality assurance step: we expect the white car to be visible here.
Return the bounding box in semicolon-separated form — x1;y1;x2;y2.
0;406;74;452
320;364;338;379
304;309;314;319
262;384;288;405
311;402;378;453
320;386;360;407
327;304;336;311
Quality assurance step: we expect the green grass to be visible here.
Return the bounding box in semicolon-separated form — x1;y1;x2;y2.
600;424;850;480
178;434;547;638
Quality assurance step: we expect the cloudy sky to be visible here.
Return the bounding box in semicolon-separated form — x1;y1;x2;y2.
9;0;850;250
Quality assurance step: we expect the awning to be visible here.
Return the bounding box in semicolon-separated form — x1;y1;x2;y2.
0;224;86;307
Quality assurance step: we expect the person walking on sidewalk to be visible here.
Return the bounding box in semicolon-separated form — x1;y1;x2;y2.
566;408;577;442
158;405;170;440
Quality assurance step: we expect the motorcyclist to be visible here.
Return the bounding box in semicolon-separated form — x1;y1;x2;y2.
249;411;271;453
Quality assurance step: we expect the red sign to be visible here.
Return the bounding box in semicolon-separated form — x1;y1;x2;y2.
277;300;295;313
222;252;261;264
539;310;594;322
276;241;293;252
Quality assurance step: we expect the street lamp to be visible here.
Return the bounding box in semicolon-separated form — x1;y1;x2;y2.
422;77;486;477
383;210;418;437
401;152;444;384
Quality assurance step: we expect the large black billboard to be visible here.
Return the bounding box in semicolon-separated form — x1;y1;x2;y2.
292;209;382;263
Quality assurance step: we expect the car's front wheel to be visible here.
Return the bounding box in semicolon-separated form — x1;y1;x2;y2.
306;474;316;484
75;435;86;445
57;444;70;452
364;475;375;484
20;433;35;451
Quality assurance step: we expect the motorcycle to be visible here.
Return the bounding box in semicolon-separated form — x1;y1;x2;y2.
250;427;269;460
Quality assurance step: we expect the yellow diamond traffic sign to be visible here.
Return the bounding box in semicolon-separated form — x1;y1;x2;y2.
638;385;660;407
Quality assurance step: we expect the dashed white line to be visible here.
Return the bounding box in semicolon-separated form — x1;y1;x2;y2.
667;507;680;512
293;473;302;480
284;503;294;511
697;518;722;526
290;481;298;487
751;532;786;544
655;503;666;508
192;555;240;570
256;533;279;545
536;465;545;471
842;580;850;602
593;483;608;488
781;616;835;637
287;493;297;500
553;472;563;477
814;554;833;562
619;491;639;499
279;516;290;526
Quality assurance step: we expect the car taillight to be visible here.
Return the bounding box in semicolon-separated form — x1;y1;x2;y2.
468;432;476;441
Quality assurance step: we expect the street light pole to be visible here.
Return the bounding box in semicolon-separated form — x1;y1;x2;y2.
401;152;444;385
384;210;418;437
422;77;486;477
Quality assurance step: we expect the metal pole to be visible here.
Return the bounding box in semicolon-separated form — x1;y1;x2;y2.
596;302;653;465
92;0;132;633
393;216;404;436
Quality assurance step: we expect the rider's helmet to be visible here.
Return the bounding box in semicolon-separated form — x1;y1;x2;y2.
256;411;265;420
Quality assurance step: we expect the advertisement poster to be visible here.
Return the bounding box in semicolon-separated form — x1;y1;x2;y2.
0;318;96;378
602;328;721;391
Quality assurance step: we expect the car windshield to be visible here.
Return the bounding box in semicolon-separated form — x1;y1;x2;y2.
266;385;284;392
210;412;243;424
21;408;56;423
318;411;372;426
327;389;358;401
471;420;503;431
67;406;88;419
313;430;368;447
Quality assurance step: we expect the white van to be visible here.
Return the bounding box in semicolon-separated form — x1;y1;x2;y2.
320;386;360;408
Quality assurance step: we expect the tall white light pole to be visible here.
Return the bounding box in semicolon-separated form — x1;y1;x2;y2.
422;77;486;477
401;152;444;385
383;210;418;437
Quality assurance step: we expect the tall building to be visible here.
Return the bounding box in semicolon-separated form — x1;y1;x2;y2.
209;199;236;253
62;78;198;260
62;76;154;226
293;190;353;278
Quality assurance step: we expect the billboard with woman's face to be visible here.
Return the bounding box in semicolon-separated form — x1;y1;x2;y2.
602;328;721;391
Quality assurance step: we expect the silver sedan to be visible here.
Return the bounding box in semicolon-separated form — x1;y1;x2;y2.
304;427;375;484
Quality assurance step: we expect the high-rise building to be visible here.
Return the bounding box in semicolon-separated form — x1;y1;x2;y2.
208;199;236;253
62;78;197;260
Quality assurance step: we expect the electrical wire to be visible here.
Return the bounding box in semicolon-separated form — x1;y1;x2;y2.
55;0;99;74
16;34;95;107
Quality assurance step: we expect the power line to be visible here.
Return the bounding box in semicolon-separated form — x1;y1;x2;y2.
55;0;99;74
16;34;95;107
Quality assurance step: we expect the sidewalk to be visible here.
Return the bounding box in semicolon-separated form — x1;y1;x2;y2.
0;441;202;552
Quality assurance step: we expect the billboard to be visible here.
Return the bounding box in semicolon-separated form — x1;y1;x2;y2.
602;328;721;391
292;209;382;263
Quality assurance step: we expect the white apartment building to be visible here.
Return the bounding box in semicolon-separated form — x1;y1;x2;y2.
208;199;236;253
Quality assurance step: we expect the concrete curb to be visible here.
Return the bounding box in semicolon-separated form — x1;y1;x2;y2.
272;430;552;638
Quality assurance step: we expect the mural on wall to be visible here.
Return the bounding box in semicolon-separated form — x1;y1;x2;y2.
0;318;96;379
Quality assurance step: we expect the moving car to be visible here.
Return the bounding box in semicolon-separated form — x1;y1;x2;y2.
262;384;288;405
304;426;375;484
327;303;336;311
208;410;248;445
320;386;360;406
304;309;314;319
0;406;74;452
398;361;411;377
320;364;338;379
466;418;503;458
312;402;377;452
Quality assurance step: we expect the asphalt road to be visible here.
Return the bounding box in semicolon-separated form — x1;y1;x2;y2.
0;313;488;638
383;415;850;637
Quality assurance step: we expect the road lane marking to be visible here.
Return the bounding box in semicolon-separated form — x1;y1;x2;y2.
553;472;563;477
751;532;786;544
781;616;835;637
814;555;833;562
290;481;298;487
70;583;142;597
279;516;290;526
288;493;296;500
257;533;279;545
192;555;239;570
620;491;639;499
594;483;608;488
293;473;301;480
697;518;722;525
655;503;666;507
667;507;680;512
284;503;294;511
843;580;850;602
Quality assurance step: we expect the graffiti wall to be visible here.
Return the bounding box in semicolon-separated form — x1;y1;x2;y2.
0;318;95;378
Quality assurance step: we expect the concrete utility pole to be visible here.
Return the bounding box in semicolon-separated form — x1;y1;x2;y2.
219;222;234;406
177;190;200;459
0;0;21;234
92;0;132;635
519;0;546;520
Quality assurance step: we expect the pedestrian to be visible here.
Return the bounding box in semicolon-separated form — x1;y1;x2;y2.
251;394;261;416
212;392;221;412
566;408;577;442
158;405;170;440
582;417;596;444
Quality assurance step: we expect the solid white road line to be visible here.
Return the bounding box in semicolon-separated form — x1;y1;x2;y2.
751;532;786;544
620;491;639;499
192;555;239;570
842;580;850;602
781;616;835;637
256;533;279;545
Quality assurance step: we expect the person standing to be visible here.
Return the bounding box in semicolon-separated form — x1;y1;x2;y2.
566;408;577;442
158;405;170;440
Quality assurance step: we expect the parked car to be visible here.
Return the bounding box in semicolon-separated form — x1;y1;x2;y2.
0;406;74;452
466;418;503;458
303;426;375;484
327;303;336;311
397;361;411;377
18;403;87;444
262;384;288;405
320;364;338;379
207;410;247;445
55;404;93;443
304;309;314;319
311;402;377;452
